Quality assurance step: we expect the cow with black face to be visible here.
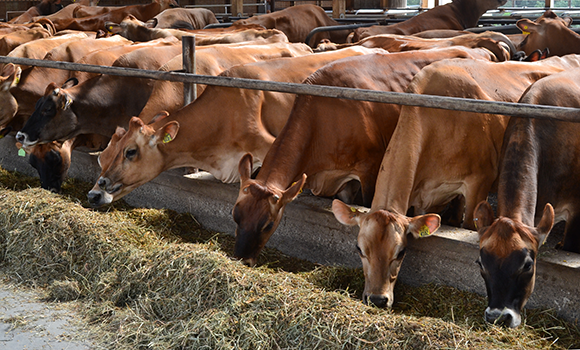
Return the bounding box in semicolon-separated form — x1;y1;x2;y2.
474;202;554;328
16;78;78;148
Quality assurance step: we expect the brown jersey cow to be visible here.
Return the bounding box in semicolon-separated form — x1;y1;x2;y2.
232;4;350;46
231;46;499;267
474;67;580;328
332;55;580;310
9;0;62;24
352;0;507;42
516;10;579;56
148;8;219;29
86;46;381;207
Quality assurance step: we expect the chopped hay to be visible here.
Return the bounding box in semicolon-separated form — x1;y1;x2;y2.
0;170;579;349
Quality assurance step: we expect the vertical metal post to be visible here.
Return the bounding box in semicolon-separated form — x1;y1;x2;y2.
182;35;196;106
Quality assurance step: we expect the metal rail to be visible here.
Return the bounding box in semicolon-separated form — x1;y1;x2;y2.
1;55;580;123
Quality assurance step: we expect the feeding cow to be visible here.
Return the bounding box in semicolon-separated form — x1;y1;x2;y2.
331;55;580;309
86;46;382;207
351;0;507;42
474;67;580;328
231;46;500;267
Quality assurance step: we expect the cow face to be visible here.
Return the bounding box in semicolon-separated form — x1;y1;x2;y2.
105;15;155;42
0;63;21;128
516;10;573;55
28;139;74;193
474;201;554;328
16;79;78;148
232;153;306;266
333;199;440;308
87;116;179;207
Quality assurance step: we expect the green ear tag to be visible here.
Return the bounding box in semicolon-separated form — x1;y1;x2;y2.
163;133;173;143
18;148;26;157
419;225;431;237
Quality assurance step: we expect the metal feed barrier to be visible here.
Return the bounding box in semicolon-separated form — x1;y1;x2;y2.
1;37;580;122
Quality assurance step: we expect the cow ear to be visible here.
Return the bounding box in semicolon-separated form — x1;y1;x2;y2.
145;19;157;28
44;82;59;96
280;173;306;205
1;64;21;91
473;201;495;234
151;121;179;147
148;111;169;125
516;19;538;34
533;203;554;246
238;153;253;183
525;49;542;62
332;199;363;227
61;78;78;90
407;214;441;239
563;16;573;27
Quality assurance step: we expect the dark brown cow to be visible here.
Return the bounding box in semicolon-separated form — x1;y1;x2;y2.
51;0;178;31
9;0;62;24
516;10;579;56
86;47;382;207
474;67;580;327
331;55;580;309
33;0;98;22
232;46;499;267
148;8;219;29
232;4;350;46
351;0;507;42
16;39;182;147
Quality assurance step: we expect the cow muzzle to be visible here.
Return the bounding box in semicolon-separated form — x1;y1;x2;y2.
15;131;36;148
485;307;521;328
363;293;393;308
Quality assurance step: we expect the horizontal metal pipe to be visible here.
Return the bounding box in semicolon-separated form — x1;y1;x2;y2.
2;55;580;122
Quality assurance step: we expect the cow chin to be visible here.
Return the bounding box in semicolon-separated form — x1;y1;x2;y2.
485;307;522;328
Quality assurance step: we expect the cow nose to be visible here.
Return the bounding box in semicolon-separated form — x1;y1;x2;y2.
485;308;518;327
15;132;26;144
241;257;257;267
87;190;102;206
368;295;389;308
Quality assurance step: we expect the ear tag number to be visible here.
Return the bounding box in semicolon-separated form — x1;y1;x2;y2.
163;133;173;143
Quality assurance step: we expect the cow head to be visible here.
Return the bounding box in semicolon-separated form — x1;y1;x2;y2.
516;10;573;56
0;63;21;129
105;15;155;41
87;115;179;207
28;139;74;193
15;78;79;148
232;153;306;266
474;201;554;328
155;0;180;10
333;199;440;308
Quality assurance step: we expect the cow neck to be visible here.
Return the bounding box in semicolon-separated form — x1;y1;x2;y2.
453;0;485;29
551;26;580;56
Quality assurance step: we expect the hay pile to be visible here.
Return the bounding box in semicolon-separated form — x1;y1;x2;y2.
0;169;578;349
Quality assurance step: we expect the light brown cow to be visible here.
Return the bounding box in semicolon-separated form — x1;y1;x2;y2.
85;46;377;206
51;0;178;32
315;31;514;60
0;27;52;56
332;55;580;309
6;32;89;69
351;0;507;42
516;10;579;56
232;4;350;46
0;64;21;130
231;46;499;267
148;8;219;29
106;15;288;44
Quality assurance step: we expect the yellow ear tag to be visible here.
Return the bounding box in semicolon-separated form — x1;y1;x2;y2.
522;31;530;35
163;133;173;143
350;207;357;213
15;75;20;85
419;225;431;237
291;181;303;194
18;148;26;157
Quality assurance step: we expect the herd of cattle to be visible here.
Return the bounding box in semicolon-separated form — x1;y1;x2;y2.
1;0;580;329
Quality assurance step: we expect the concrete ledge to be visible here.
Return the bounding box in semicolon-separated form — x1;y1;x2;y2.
1;135;578;324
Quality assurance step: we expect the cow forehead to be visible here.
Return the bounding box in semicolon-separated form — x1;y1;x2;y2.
480;218;538;258
359;211;405;248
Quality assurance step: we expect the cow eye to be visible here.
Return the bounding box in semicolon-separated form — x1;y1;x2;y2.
396;248;406;260
523;259;533;272
355;244;364;257
475;259;483;269
263;222;274;232
124;148;137;160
